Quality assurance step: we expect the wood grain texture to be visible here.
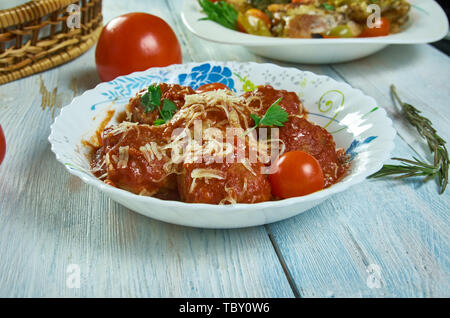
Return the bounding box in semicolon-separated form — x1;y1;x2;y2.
268;137;450;297
0;0;448;298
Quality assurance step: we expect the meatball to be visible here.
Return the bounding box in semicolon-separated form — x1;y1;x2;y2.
285;14;334;38
243;85;304;118
279;116;348;187
170;92;272;204
91;122;177;196
178;161;271;204
126;83;195;125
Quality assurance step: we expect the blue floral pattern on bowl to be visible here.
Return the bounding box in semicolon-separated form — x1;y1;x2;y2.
178;63;235;91
92;63;236;110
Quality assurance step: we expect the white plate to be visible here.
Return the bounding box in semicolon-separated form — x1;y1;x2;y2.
181;0;449;63
49;62;396;228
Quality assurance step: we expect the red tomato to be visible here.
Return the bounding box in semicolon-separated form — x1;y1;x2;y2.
359;17;390;37
0;125;5;166
95;13;182;82
196;83;230;93
268;151;324;198
246;8;271;29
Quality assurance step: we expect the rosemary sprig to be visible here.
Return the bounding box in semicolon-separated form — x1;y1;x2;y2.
368;85;448;194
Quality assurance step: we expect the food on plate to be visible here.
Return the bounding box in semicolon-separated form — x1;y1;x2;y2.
91;123;177;197
199;0;411;38
90;82;350;204
95;13;182;82
0;125;5;165
279;116;348;187
127;83;195;126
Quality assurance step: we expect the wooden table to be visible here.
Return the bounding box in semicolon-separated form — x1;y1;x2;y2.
0;0;448;298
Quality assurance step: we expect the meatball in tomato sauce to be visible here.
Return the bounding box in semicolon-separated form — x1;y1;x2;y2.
243;85;304;118
126;83;194;125
178;161;271;204
279;116;349;187
91;122;177;196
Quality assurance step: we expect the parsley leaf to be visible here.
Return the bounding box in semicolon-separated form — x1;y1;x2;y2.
251;98;289;127
322;3;335;11
245;98;289;135
153;119;166;126
160;99;178;123
140;84;178;125
198;0;238;30
140;84;162;113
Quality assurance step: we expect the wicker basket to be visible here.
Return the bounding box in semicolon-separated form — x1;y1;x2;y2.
0;0;102;85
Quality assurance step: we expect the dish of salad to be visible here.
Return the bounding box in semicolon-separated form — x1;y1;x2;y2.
199;0;411;38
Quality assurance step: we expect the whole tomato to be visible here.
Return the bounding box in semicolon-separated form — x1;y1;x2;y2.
95;12;182;82
0;125;5;166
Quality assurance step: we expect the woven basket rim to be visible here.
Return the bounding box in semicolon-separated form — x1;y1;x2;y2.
0;0;79;28
0;22;101;84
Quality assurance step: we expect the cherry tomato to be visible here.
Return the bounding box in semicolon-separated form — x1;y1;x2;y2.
95;13;182;82
0;125;5;166
196;83;230;93
246;9;271;29
268;150;324;198
359;17;390;37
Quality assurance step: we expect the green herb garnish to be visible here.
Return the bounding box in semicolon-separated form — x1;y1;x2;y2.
198;0;238;30
159;99;178;123
368;85;448;194
140;84;178;125
322;3;335;11
245;98;289;135
153;119;166;126
141;85;162;114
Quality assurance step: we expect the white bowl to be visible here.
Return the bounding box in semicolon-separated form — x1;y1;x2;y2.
181;0;449;64
49;62;396;228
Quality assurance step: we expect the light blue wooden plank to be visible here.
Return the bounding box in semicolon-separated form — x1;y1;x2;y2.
0;0;448;298
263;44;450;297
268;136;449;297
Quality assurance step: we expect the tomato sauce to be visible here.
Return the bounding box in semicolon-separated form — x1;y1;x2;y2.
90;83;349;203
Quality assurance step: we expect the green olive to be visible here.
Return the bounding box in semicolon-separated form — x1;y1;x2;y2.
326;25;355;38
237;12;272;37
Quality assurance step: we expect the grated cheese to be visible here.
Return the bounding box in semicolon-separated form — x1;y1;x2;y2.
189;168;224;193
118;146;129;168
